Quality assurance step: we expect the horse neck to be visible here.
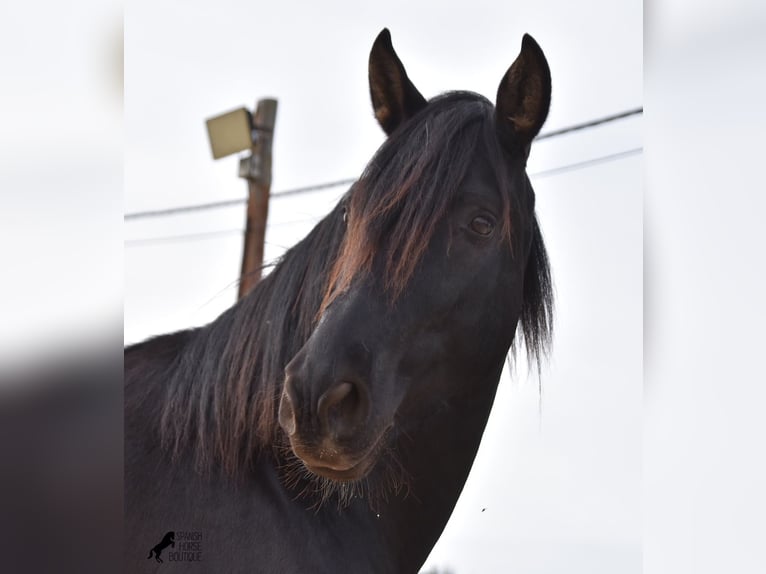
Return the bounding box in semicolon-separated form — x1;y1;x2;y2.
371;367;504;570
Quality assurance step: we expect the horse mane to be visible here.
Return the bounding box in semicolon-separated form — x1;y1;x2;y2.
145;91;553;476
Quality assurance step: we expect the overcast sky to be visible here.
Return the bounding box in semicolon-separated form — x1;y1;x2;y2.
122;2;642;572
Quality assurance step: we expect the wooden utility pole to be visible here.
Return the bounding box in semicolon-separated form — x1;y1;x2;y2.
237;99;277;299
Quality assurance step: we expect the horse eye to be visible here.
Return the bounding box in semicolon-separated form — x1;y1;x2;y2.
469;215;495;236
341;206;348;224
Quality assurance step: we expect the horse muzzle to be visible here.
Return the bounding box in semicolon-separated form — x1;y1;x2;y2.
278;370;386;481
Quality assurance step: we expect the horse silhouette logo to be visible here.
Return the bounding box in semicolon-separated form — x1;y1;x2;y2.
147;531;175;563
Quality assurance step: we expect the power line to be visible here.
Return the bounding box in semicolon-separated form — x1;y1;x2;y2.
125;216;332;247
123;179;353;221
124;198;246;221
124;107;643;222
535;107;642;141
124;229;243;247
125;229;293;250
126;146;642;247
272;178;357;199
529;146;642;179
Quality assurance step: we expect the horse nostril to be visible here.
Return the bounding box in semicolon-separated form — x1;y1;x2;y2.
278;387;297;436
317;381;367;441
322;381;354;408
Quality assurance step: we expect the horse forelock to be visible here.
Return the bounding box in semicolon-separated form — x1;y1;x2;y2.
320;92;522;314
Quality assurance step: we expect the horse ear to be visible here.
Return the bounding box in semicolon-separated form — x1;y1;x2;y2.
496;34;551;155
369;28;427;135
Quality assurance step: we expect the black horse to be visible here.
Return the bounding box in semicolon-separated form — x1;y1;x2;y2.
125;29;553;573
147;531;175;563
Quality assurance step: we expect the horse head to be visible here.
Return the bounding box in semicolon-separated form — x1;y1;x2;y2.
277;29;552;484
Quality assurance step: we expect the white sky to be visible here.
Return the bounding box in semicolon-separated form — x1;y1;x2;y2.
123;2;641;572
